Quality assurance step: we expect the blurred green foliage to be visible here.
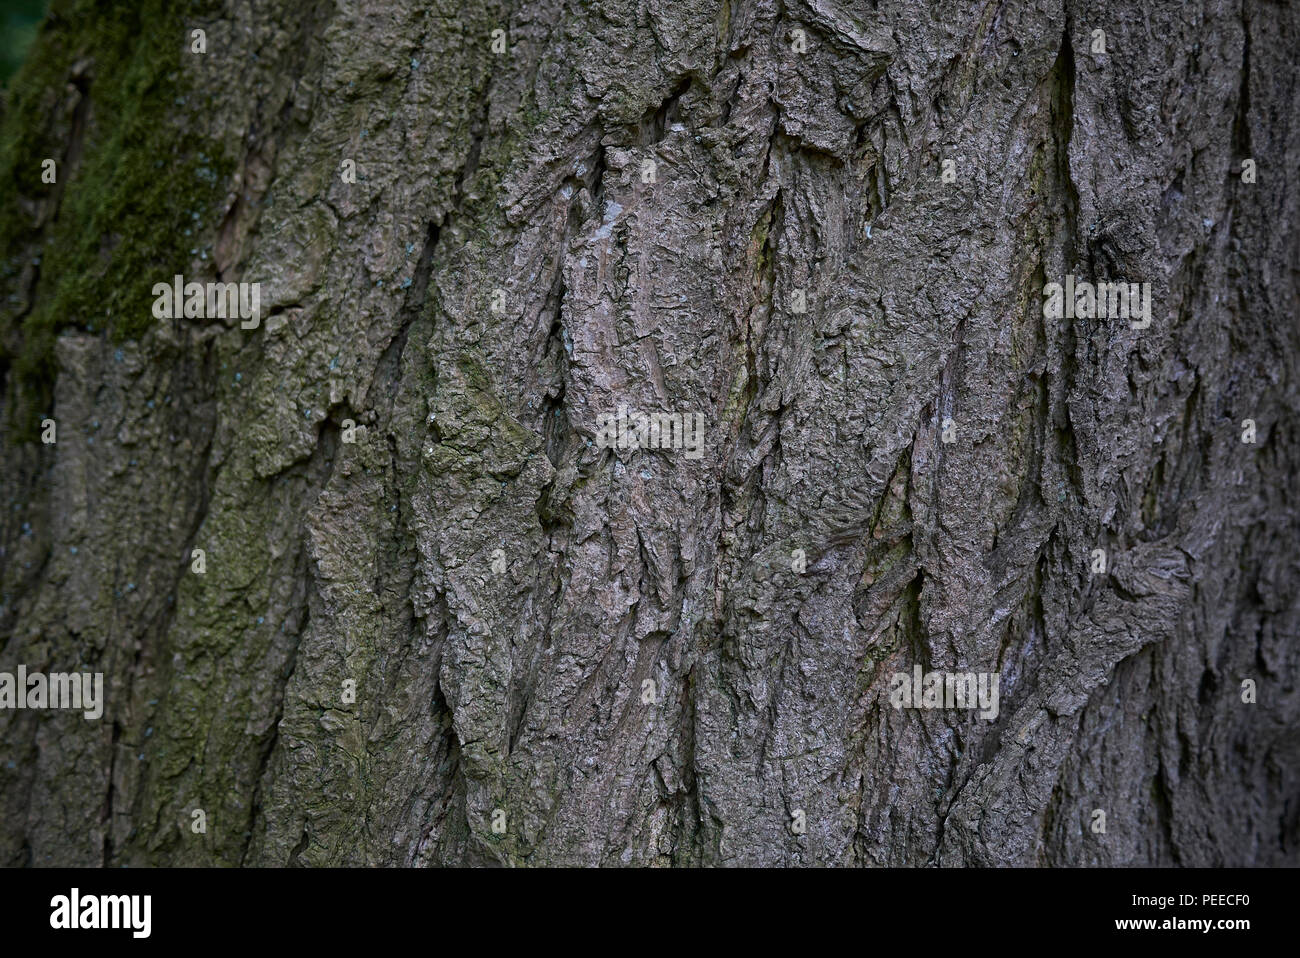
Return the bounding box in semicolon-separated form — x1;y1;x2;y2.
1;0;48;87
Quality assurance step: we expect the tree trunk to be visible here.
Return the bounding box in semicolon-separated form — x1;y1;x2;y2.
1;0;1297;867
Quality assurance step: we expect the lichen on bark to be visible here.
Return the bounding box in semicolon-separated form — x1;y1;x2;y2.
1;0;1297;867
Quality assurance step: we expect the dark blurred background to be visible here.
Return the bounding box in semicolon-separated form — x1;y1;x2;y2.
1;0;48;87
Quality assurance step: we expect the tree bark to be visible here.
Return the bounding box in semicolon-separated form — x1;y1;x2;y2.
1;0;1297;867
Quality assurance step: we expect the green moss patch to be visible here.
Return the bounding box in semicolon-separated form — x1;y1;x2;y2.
0;0;232;435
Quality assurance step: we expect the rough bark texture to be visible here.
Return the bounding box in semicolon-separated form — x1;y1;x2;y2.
1;0;1297;867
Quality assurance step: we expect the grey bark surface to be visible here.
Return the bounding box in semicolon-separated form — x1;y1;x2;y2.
0;0;1297;866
